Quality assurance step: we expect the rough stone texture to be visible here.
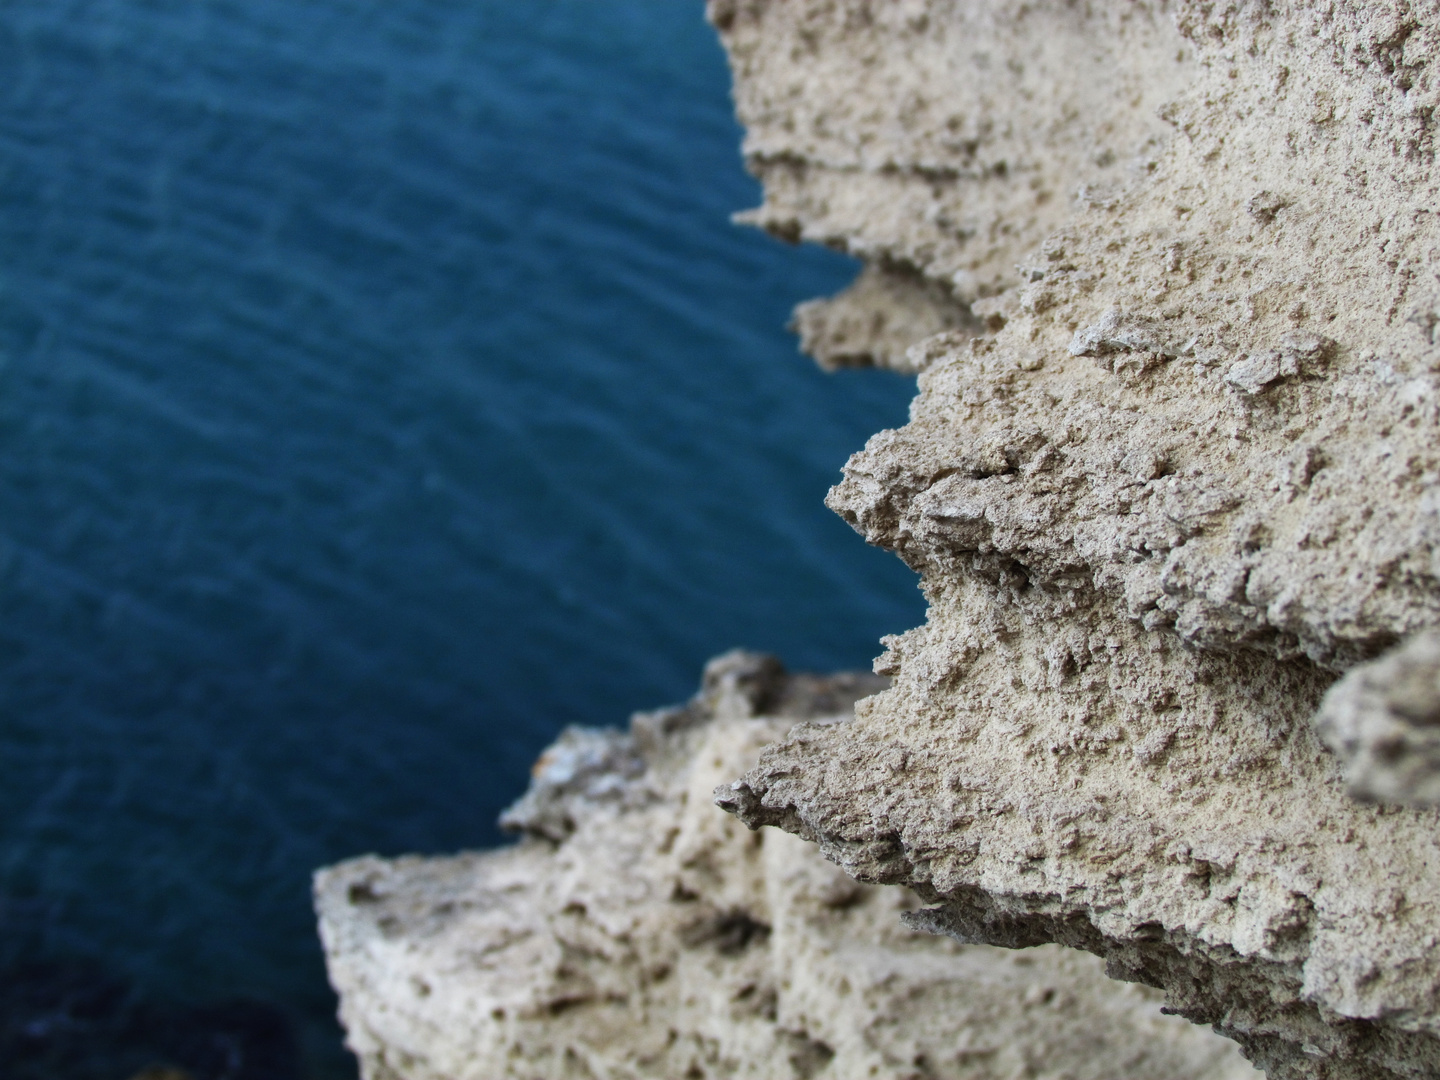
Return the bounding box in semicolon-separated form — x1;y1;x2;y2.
1316;630;1440;804
792;262;978;372
711;3;1440;1079
316;654;1257;1080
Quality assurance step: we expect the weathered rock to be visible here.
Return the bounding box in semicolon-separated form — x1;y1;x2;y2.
792;262;978;373
1316;629;1440;805
710;3;1440;1078
316;657;1256;1080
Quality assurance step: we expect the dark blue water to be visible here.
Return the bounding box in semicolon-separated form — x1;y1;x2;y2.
0;2;921;1077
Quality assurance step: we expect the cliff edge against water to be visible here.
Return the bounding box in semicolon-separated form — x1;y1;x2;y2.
319;3;1440;1077
317;654;1256;1079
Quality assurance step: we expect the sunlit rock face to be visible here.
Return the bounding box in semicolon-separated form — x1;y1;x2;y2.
710;3;1440;1078
317;654;1256;1080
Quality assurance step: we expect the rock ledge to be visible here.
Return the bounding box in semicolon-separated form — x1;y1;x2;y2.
317;654;1256;1080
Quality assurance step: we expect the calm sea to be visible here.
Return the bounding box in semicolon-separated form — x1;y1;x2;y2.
0;2;922;1077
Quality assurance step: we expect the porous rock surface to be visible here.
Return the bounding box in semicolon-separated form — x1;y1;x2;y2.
712;3;1440;1079
315;653;1257;1080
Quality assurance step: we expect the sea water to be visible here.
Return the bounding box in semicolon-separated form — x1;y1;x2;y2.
0;3;923;1077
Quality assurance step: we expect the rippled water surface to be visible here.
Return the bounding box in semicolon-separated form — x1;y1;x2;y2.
0;3;922;1077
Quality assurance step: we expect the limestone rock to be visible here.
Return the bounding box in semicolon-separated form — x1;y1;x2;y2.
710;3;1440;1078
316;658;1255;1080
792;262;978;373
1316;629;1440;805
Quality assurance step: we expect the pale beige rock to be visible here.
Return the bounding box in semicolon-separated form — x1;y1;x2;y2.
792;262;977;373
710;3;1440;1079
316;655;1256;1080
1316;629;1440;804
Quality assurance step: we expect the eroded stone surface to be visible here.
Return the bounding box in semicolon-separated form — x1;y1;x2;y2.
792;262;978;373
316;656;1256;1080
711;3;1440;1078
1316;629;1440;804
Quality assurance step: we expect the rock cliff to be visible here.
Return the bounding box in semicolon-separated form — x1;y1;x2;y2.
317;653;1257;1080
318;3;1440;1077
710;2;1440;1079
